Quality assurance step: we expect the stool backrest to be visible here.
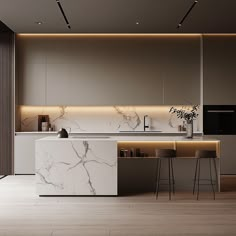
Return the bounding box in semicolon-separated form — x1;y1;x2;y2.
155;149;176;158
195;150;217;158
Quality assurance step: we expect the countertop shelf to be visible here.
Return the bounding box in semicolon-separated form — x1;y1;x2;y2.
118;156;220;159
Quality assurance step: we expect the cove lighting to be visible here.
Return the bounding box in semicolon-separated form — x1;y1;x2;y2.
17;33;201;37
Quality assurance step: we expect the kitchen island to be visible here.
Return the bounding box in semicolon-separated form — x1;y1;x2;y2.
36;136;220;195
35;137;117;196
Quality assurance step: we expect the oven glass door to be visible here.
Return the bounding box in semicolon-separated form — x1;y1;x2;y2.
204;105;236;134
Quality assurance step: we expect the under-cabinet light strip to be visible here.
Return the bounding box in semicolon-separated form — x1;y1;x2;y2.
17;33;201;37
118;141;219;143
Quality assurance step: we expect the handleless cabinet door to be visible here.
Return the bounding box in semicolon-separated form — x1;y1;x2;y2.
17;36;47;105
205;135;236;175
14;134;47;174
17;36;202;106
162;36;201;105
18;63;46;105
203;36;236;105
46;63;163;106
45;37;164;105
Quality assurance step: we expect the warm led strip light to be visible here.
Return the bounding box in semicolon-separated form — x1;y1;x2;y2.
19;105;191;112
17;33;201;37
17;33;236;37
118;141;175;143
118;141;219;143
203;34;236;36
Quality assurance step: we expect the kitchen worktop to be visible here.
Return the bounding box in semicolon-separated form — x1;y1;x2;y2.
37;136;219;142
38;136;112;141
15;131;203;136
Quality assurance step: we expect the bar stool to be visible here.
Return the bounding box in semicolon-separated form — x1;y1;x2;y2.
193;150;218;200
155;149;176;200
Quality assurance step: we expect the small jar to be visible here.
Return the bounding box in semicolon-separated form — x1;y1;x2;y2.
120;149;125;157
135;148;141;157
41;122;48;131
123;150;128;157
178;125;182;132
130;148;134;157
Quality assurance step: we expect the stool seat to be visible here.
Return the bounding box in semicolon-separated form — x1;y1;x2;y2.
155;149;176;200
196;150;217;159
155;149;176;158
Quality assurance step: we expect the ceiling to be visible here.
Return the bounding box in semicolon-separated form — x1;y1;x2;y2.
0;0;236;33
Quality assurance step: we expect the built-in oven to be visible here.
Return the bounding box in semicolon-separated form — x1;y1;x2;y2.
203;105;236;135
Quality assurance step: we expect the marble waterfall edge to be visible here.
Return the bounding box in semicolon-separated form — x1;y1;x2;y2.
35;138;117;195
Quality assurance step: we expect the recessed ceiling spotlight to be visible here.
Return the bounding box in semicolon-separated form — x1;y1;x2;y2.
136;21;140;25
35;21;43;25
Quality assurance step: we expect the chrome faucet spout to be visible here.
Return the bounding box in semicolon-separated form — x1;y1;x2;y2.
144;115;149;131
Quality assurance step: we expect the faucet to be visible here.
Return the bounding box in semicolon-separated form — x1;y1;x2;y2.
144;115;149;131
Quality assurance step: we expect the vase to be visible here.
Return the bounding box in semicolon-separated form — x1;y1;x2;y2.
186;120;193;138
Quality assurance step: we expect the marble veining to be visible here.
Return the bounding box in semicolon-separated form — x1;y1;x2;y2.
168;113;179;128
20;106;201;133
51;106;86;132
113;106;141;130
36;139;117;195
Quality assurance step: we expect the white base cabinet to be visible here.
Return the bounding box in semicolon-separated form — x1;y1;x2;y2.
14;134;55;174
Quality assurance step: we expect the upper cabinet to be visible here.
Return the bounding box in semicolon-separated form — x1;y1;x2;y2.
16;35;201;106
45;37;165;106
203;35;236;105
46;63;163;106
18;63;46;105
16;37;47;105
162;36;201;105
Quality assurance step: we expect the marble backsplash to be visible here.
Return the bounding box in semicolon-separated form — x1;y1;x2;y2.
18;106;202;133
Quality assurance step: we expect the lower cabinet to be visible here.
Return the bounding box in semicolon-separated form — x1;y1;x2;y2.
14;134;55;174
218;136;236;175
205;135;236;175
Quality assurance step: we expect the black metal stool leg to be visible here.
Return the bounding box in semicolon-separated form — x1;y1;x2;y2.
156;159;162;199
193;158;199;195
197;159;201;200
209;158;215;200
170;158;175;195
168;158;171;200
154;158;159;194
213;158;218;192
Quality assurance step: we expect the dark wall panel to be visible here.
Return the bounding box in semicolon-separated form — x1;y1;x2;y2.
0;22;14;175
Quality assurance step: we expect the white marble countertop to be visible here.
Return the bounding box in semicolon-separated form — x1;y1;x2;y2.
37;136;114;141
36;136;219;142
15;131;203;136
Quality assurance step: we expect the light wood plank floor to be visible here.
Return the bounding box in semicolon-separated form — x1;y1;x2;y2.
0;175;236;236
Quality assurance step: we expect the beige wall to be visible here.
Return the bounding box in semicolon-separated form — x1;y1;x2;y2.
16;35;201;106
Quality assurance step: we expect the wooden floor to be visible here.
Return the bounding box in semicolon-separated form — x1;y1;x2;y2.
0;176;236;236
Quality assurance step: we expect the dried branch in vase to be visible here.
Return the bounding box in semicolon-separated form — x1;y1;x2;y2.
169;105;199;123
